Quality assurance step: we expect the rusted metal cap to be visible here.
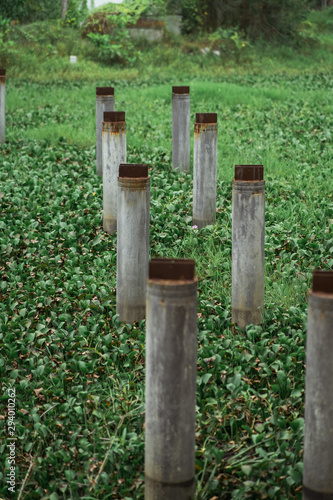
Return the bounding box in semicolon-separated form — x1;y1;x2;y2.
149;258;195;280
0;69;6;76
103;111;125;122
235;165;264;181
312;270;333;294
196;113;217;124
119;164;148;178
96;87;114;96
172;86;190;94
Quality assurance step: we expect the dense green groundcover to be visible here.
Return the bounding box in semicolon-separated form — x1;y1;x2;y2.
0;72;332;499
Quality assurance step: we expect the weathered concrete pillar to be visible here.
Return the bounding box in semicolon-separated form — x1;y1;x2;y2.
232;165;265;329
96;87;115;176
303;271;333;500
102;111;126;234
0;69;6;144
172;86;190;172
116;164;150;323
145;258;197;500
193;113;218;229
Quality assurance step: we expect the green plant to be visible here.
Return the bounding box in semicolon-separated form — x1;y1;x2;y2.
295;20;319;46
87;14;138;65
61;0;88;28
308;5;333;30
208;27;250;60
180;0;202;34
0;17;16;66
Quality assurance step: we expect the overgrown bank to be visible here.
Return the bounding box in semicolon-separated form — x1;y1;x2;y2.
2;5;333;82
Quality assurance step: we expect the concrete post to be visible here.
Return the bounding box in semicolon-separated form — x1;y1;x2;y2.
0;70;6;144
116;164;150;323
193;113;218;229
96;87;115;176
172;86;190;172
145;258;197;500
232;165;265;329
102;111;126;234
303;271;333;500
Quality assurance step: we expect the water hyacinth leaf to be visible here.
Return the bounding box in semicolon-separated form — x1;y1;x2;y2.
1;66;332;499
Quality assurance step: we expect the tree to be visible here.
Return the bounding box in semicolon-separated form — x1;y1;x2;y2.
181;0;309;39
0;0;61;22
61;0;69;19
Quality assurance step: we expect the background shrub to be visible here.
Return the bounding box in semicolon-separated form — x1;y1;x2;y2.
180;0;310;40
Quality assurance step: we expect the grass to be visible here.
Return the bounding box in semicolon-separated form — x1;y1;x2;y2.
1;10;333;500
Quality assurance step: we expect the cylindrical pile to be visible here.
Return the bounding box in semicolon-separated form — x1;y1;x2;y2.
193;113;218;229
172;86;190;172
145;258;197;500
96;87;115;176
303;271;333;500
102;111;126;234
116;164;150;323
0;69;6;144
232;165;265;329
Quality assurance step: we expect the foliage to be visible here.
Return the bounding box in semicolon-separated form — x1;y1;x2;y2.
180;0;204;34
208;27;250;61
0;0;60;23
308;5;333;30
81;0;156;38
10;20;96;64
0;0;31;22
61;0;88;29
294;20;319;46
87;13;138;65
0;17;16;67
81;0;177;39
180;0;310;40
0;0;87;25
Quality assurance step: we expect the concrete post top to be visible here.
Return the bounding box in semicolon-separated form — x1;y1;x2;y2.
119;164;148;178
172;86;190;94
96;87;114;96
103;111;125;122
235;165;264;181
311;270;333;295
195;113;217;124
